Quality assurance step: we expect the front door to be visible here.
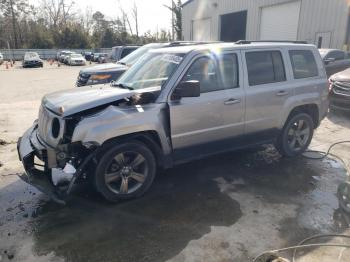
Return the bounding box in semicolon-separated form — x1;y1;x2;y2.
169;52;245;159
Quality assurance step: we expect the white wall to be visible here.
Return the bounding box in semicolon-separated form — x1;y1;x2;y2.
182;0;349;49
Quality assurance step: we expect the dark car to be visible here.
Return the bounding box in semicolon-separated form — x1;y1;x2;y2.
92;53;108;62
22;52;43;68
76;42;212;87
82;51;93;61
319;49;350;77
329;68;350;111
110;46;139;62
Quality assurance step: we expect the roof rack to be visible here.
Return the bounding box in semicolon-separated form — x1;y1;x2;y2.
235;40;308;45
169;41;221;46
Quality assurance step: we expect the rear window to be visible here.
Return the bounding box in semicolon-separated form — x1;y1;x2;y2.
121;48;138;59
289;50;318;79
245;51;286;86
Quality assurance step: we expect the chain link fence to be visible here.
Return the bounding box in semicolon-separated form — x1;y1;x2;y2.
0;48;112;60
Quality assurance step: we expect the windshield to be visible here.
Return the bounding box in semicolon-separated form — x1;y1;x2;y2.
71;54;82;58
118;43;164;66
116;52;184;90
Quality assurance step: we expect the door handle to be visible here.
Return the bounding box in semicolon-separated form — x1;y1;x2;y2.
276;90;289;97
224;98;241;105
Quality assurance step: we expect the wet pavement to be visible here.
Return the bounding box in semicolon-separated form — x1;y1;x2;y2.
1;145;349;262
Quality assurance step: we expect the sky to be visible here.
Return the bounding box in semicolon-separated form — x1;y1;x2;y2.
76;0;174;34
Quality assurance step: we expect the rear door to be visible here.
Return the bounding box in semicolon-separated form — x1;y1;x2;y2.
242;48;292;136
169;51;245;156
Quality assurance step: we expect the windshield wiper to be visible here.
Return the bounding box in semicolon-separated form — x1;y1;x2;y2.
112;82;133;90
118;61;126;65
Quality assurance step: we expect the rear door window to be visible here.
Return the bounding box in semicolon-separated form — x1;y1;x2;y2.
289;50;319;79
245;51;286;86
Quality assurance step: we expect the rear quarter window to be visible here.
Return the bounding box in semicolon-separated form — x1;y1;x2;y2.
289;50;319;79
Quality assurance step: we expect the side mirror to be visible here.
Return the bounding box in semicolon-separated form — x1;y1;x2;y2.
172;80;200;100
324;57;335;65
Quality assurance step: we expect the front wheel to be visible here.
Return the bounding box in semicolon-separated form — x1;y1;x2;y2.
276;113;314;157
94;141;157;202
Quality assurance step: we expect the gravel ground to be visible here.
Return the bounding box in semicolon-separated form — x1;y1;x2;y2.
0;64;349;262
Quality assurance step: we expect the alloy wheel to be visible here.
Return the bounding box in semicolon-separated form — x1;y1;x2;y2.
104;151;148;195
287;119;311;152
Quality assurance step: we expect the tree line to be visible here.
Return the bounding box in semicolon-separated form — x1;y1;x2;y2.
0;0;182;49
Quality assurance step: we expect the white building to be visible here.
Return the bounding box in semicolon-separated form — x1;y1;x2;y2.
181;0;350;49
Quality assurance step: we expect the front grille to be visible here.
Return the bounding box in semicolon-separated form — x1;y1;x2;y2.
77;73;90;86
333;81;350;96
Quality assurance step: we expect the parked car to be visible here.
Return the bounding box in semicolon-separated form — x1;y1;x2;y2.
329;68;350;111
67;54;86;66
82;51;93;61
110;46;140;62
319;49;350;77
77;42;212;87
22;52;43;68
91;53;104;62
0;52;3;65
58;51;73;63
63;52;76;64
18;41;329;203
97;53;109;63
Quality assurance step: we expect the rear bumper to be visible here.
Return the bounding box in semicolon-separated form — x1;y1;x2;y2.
17;125;66;204
23;61;43;67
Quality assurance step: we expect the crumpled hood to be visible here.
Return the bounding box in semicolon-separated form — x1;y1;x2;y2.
42;85;136;117
80;63;128;74
330;68;350;82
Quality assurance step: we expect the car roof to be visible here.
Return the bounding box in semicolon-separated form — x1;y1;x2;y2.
150;42;316;54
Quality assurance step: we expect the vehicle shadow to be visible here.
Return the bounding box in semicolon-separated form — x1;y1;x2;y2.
3;146;349;262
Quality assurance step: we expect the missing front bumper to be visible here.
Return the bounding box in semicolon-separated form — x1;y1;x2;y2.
17;125;67;204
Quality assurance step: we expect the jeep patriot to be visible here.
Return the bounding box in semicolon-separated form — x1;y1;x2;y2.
18;41;329;203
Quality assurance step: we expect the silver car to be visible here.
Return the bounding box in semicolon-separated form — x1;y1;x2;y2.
18;41;329;203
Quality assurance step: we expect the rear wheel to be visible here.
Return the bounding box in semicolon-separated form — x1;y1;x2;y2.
276;113;314;157
94;141;156;202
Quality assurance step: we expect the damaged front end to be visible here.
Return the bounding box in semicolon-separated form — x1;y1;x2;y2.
17;122;99;204
17;85;165;204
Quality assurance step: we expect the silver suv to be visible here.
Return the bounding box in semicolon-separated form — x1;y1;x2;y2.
18;41;329;203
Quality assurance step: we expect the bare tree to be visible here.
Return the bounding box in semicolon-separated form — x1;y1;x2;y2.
131;1;139;38
117;0;133;35
164;0;182;41
40;0;76;28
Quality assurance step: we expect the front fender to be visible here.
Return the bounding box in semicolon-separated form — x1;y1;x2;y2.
71;104;171;154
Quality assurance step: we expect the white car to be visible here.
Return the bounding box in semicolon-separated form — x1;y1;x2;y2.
67;54;86;66
0;53;3;65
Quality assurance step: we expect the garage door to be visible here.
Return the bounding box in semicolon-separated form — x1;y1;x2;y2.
192;18;211;41
260;1;301;41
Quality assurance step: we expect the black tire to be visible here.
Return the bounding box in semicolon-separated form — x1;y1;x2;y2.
94;141;157;202
276;113;314;157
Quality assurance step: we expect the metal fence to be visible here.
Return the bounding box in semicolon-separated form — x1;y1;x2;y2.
0;48;112;60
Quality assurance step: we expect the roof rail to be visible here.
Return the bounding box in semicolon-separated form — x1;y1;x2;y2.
169;41;221;46
235;40;308;45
